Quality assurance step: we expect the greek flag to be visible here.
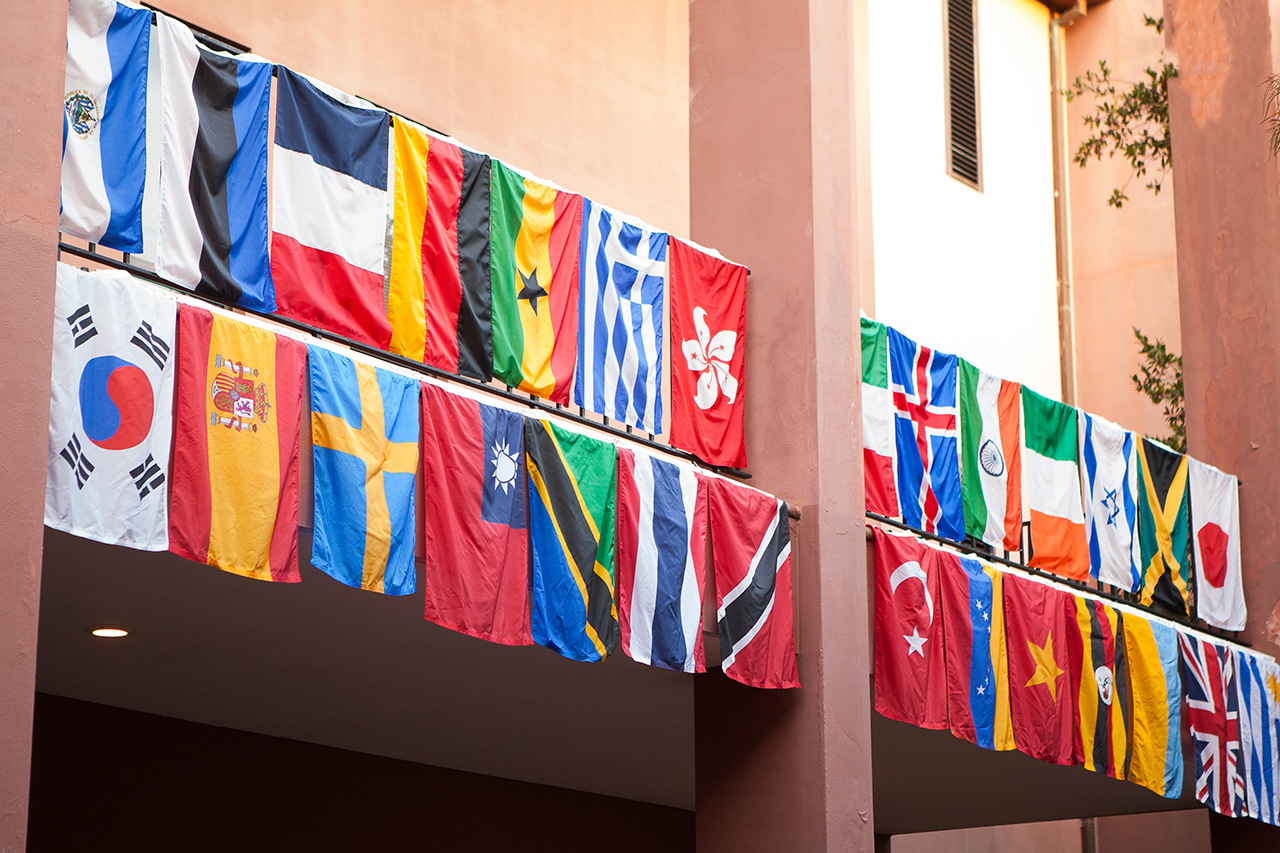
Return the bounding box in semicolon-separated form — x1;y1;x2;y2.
574;199;668;434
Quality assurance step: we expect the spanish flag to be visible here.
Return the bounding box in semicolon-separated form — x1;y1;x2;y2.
490;161;582;403
170;304;306;582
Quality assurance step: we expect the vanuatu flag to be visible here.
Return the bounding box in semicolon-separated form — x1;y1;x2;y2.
490;161;583;403
1137;438;1192;616
170;305;306;582
525;418;618;662
1067;597;1130;778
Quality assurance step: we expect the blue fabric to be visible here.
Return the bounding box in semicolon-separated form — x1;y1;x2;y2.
479;402;526;529
99;1;150;252
274;66;389;189
959;556;997;750
647;456;689;671
225;57;274;312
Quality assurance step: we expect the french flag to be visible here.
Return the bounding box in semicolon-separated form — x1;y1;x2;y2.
271;68;393;350
616;448;707;673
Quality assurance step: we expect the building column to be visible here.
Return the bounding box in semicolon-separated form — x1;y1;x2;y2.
0;0;66;847
690;1;876;850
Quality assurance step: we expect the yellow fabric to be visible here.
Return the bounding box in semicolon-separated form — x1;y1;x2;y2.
514;178;559;397
388;119;430;361
1123;617;1172;795
1139;454;1191;608
986;567;1016;751
1025;631;1065;701
206;316;280;579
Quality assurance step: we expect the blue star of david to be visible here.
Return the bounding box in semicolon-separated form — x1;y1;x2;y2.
1102;487;1120;526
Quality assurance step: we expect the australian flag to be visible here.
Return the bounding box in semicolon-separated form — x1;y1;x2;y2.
888;327;964;541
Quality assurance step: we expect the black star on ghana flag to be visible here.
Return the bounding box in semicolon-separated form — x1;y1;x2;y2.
518;267;548;315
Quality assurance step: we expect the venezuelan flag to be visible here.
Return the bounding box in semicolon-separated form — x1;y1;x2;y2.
1123;614;1184;797
940;554;1015;751
490;161;582;403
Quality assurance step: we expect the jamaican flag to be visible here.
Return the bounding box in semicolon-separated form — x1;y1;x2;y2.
525;418;618;662
1137;438;1192;616
490;161;582;404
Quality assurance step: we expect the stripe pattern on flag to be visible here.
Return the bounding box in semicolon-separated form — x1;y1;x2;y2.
1079;411;1141;592
1181;632;1247;816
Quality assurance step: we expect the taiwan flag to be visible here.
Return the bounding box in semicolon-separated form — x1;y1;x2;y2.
420;382;530;646
873;527;946;728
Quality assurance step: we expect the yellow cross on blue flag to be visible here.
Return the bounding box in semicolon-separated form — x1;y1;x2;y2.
308;345;420;595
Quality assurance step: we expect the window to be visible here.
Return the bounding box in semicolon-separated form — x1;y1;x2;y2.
945;0;981;188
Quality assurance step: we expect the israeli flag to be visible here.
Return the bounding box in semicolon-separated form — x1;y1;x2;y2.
61;0;151;254
575;199;668;434
1079;410;1141;592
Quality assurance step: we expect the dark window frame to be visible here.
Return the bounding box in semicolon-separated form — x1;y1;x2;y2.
943;0;982;190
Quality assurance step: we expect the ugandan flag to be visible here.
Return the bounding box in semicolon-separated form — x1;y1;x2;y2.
490;161;582;403
1137;438;1192;616
1067;597;1129;778
525;418;618;662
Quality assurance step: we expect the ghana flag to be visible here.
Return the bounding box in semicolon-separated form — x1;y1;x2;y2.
525;418;618;662
491;161;583;403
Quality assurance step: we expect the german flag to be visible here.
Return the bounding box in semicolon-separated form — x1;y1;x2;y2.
1137;438;1191;616
1068;597;1129;778
490;161;582;403
525;418;618;662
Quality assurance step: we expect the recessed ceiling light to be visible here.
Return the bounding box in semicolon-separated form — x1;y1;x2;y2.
87;626;129;638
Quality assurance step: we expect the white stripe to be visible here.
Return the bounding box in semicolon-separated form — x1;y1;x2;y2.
578;203;602;406
973;369;1009;547
1025;445;1084;522
1079;412;1141;591
722;516;789;669
271;146;387;274
154;13;203;290
60;0;117;243
629;453;660;666
677;465;702;672
717;504;780;619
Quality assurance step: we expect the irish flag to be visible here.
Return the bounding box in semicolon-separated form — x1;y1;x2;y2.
958;359;1021;551
861;316;898;517
490;161;582;404
1022;387;1089;580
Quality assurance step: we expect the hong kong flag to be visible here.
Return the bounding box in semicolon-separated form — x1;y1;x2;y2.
668;238;747;469
873;527;947;729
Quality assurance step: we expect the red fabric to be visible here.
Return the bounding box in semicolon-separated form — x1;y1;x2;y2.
873;528;947;729
864;447;899;518
668;238;747;468
169;304;214;565
1003;572;1076;765
268;335;306;581
546;191;582;405
271;232;392;350
708;478;797;689
421;137;463;373
419;382;531;646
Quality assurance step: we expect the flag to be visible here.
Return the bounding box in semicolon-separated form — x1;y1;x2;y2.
861;316;899;518
60;0;150;253
387;119;492;378
873;528;946;727
169;305;305;581
958;358;1021;551
1003;572;1075;765
1137;438;1192;616
46;263;175;550
308;346;419;595
574;200;667;434
525;419;617;662
1022;387;1089;580
939;551;1015;750
1189;459;1246;631
419;382;530;646
1235;650;1280;824
709;479;797;689
491;161;582;403
270;67;392;350
669;238;748;469
888;326;964;540
1079;411;1141;592
1181;632;1246;816
1067;597;1129;778
616;448;707;673
155;14;274;311
1123;615;1183;798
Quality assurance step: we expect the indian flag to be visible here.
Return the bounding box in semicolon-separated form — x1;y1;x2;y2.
1022;387;1089;580
490;160;582;404
958;359;1021;551
861;317;898;517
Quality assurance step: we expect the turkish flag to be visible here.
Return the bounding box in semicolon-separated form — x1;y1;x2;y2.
873;527;947;729
1004;572;1076;765
668;238;747;469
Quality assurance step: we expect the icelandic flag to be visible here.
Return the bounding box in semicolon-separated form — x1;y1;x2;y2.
575;200;668;433
1236;650;1280;824
888;326;964;541
271;67;393;350
60;0;151;253
1079;411;1141;592
156;14;274;311
615;449;707;673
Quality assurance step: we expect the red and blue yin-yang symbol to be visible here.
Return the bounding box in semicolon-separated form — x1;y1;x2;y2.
79;355;154;450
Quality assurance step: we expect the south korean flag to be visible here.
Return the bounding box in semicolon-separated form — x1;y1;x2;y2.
46;262;176;550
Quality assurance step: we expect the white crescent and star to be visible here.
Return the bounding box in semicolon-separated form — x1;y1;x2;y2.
890;560;933;656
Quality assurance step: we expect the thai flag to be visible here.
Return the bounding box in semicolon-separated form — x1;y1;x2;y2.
616;449;707;672
60;0;151;254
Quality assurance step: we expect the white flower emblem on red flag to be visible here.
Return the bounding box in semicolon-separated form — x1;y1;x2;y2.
682;307;738;410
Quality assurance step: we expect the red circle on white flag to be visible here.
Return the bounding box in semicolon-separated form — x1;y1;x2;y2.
1198;522;1229;589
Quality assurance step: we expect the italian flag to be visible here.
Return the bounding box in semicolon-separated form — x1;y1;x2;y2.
861;317;898;517
958;359;1021;551
1022;387;1089;580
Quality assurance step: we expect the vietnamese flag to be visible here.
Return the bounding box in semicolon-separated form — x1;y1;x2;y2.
1003;572;1076;765
169;304;306;582
420;382;531;645
873;527;946;729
